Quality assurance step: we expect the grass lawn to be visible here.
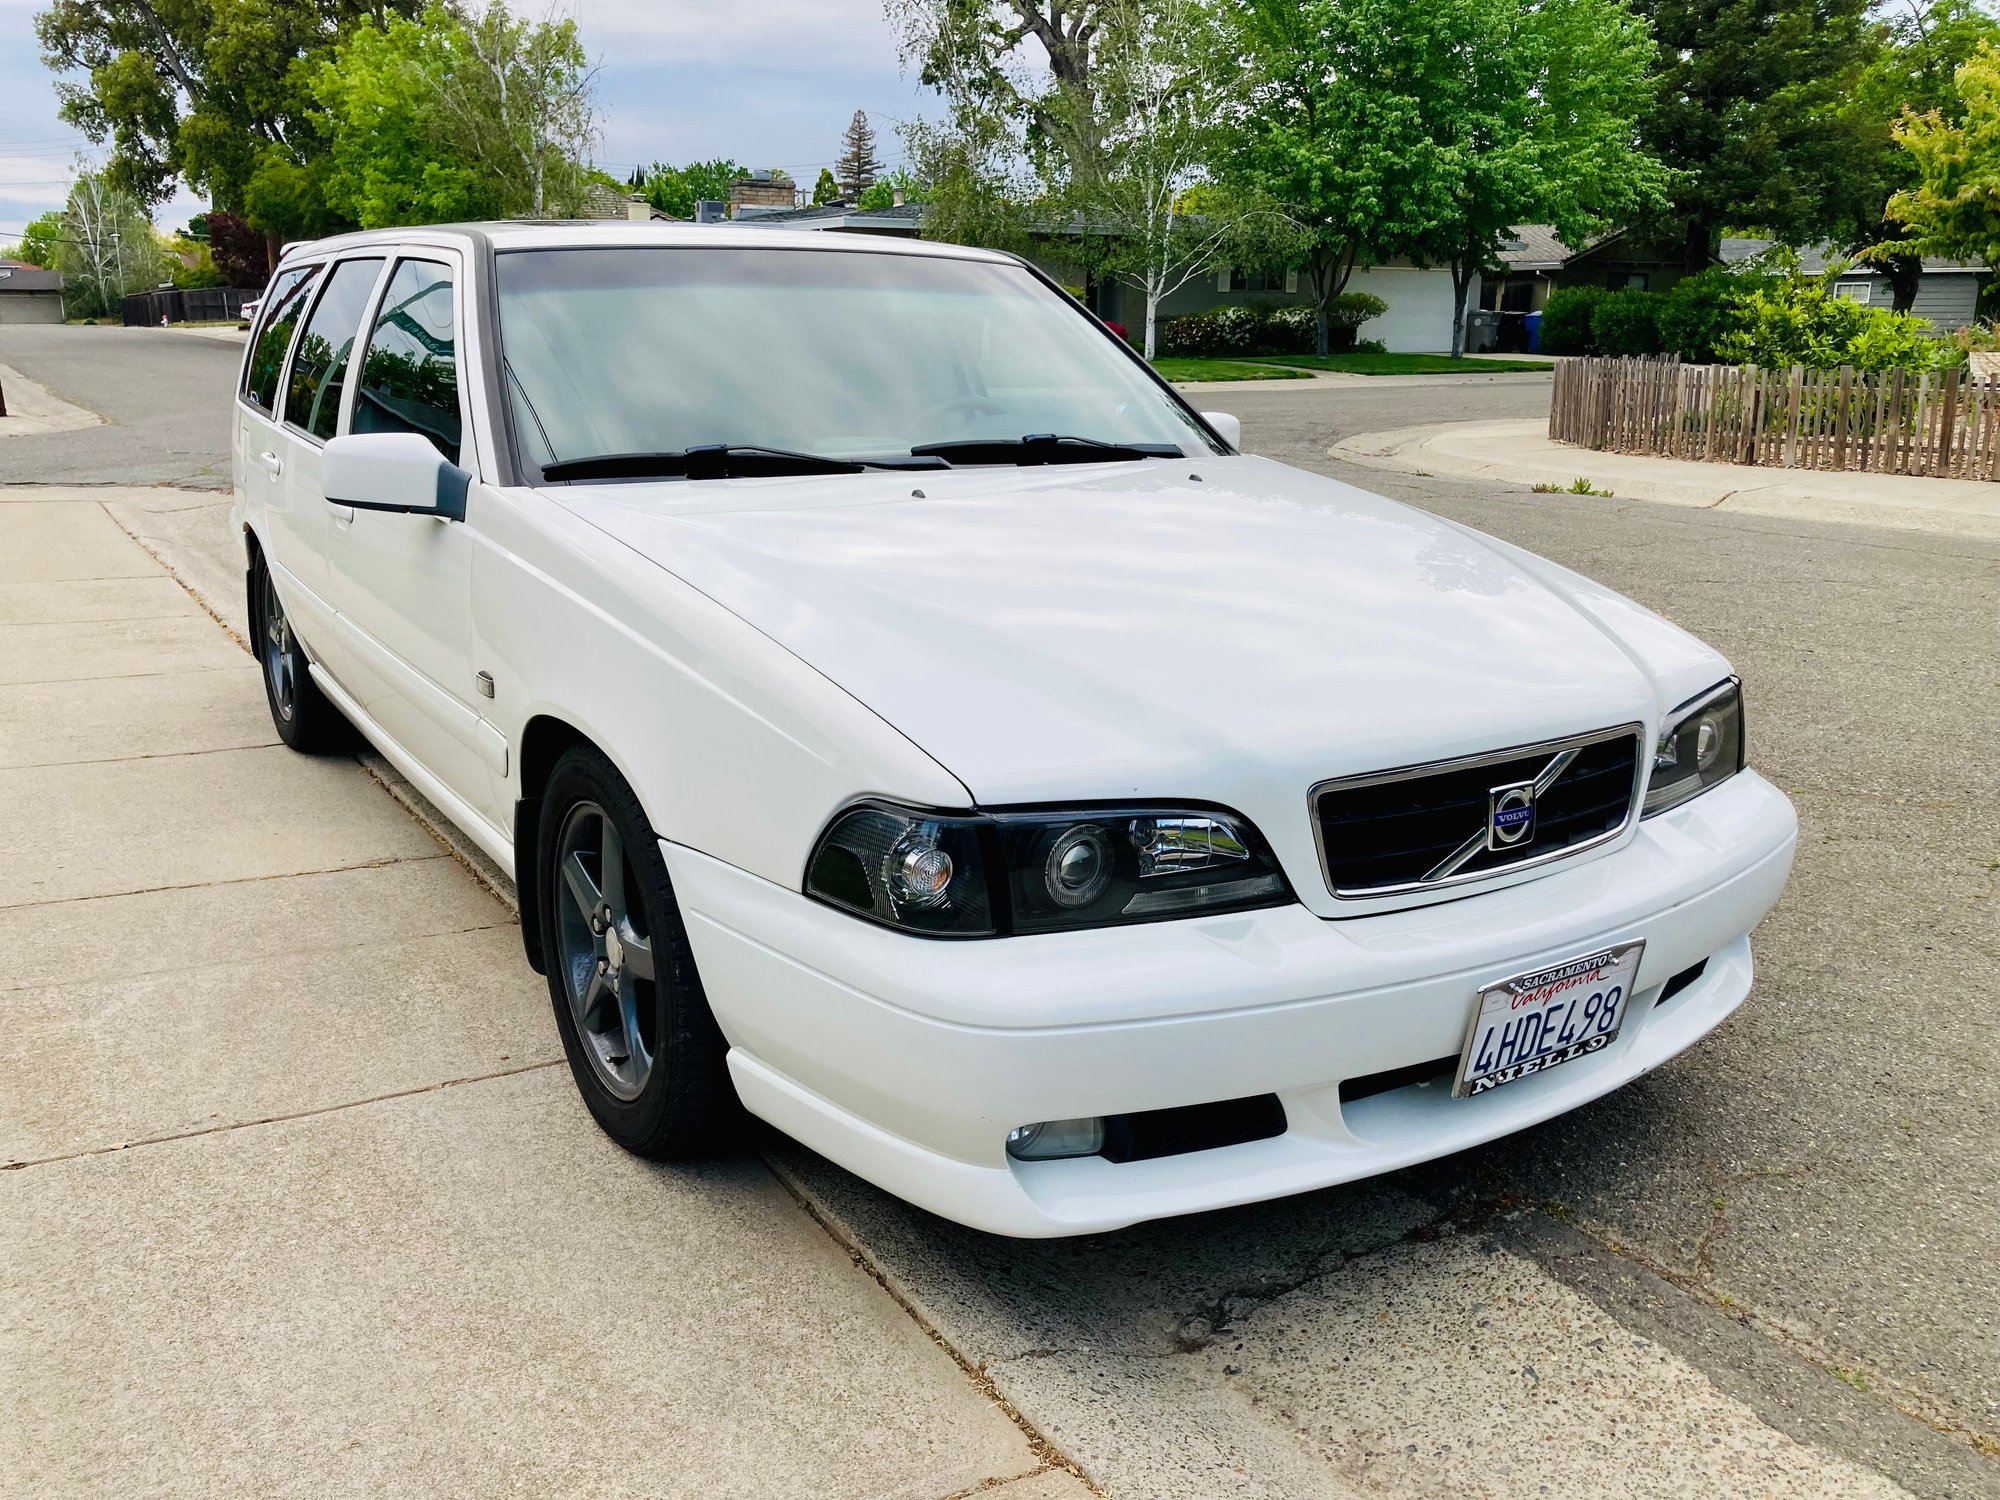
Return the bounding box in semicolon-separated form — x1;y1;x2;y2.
1256;352;1552;375
1150;357;1314;382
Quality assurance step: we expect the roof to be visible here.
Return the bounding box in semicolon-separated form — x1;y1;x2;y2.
1496;225;1582;271
280;220;1009;265
744;202;925;233
0;263;62;292
1722;238;1986;276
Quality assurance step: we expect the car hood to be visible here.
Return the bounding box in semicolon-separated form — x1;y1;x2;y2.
551;457;1724;807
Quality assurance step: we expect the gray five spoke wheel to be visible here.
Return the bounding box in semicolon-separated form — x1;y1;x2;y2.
261;567;298;723
554;800;659;1102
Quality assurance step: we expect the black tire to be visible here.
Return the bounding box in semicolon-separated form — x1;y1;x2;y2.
248;542;352;753
536;744;739;1157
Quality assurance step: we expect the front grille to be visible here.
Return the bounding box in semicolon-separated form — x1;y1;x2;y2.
1311;727;1642;897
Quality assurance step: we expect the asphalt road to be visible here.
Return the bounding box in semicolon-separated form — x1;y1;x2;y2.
4;327;1993;1497
0;325;240;490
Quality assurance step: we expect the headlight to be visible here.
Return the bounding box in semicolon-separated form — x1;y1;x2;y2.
1643;679;1744;817
805;801;1292;937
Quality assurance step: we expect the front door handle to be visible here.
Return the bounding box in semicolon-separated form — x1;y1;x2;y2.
256;450;284;477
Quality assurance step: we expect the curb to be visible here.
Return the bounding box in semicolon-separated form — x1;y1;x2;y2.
1333;419;2000;540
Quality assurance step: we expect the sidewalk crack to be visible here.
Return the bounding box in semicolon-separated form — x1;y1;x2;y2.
1;1058;564;1171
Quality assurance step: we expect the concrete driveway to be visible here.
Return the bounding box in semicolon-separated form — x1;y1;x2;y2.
2;326;1993;1499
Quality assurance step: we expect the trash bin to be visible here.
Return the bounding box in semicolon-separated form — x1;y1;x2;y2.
1525;311;1544;354
1461;309;1500;353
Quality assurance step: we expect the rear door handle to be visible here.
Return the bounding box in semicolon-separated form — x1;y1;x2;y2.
256;450;284;477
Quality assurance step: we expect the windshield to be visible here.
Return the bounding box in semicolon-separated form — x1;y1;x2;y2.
495;246;1215;473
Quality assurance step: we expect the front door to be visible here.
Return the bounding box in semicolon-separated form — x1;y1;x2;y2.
321;252;501;831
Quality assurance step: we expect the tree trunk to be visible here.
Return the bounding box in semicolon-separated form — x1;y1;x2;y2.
1682;217;1712;276
1449;258;1475;359
1143;269;1161;360
1883;254;1922;314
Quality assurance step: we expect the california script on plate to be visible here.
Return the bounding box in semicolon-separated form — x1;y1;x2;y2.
1454;942;1646;1098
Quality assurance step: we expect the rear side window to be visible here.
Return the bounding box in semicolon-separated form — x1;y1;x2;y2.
282;257;384;440
354;259;461;465
244;267;320;414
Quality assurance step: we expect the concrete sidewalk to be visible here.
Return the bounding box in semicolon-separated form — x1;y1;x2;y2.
1335;418;2000;539
0;484;1080;1500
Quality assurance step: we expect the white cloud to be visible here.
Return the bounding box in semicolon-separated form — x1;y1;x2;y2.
574;0;907;68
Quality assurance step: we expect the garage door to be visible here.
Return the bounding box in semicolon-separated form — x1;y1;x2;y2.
0;292;64;325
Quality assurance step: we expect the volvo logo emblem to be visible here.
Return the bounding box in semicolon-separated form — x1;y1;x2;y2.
1487;780;1538;850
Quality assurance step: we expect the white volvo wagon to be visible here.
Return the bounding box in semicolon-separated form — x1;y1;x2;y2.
231;223;1797;1236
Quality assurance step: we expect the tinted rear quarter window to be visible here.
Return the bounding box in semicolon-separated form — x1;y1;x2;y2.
283;257;384;440
354;259;461;464
244;267;321;414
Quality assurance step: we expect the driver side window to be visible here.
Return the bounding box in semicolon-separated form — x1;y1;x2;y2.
354;259;462;465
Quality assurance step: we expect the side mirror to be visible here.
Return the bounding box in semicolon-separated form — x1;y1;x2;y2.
322;432;469;521
1200;411;1242;451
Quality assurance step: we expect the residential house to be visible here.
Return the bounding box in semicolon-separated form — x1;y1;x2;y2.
1721;239;1988;332
1480;225;1700;319
0;259;63;324
742;203;1462;352
1478;227;1990;339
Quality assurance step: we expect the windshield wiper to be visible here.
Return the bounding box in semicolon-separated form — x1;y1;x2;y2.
908;433;1185;466
540;444;950;482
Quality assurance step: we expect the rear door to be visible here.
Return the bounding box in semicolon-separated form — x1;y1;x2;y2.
271;254;388;668
236;264;321;610
322;250;502;827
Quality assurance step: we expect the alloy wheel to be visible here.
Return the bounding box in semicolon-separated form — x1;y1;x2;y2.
553;799;660;1101
261;567;298;723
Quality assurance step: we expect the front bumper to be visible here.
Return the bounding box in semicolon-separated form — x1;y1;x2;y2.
669;771;1797;1236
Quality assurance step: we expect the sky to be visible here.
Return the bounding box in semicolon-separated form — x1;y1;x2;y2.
0;0;937;245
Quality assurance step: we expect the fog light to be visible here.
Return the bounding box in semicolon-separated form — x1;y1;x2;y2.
1005;1117;1105;1161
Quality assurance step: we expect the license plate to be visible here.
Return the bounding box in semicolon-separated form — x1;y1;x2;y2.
1453;941;1645;1098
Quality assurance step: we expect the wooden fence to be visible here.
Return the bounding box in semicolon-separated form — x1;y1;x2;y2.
1549;355;2000;482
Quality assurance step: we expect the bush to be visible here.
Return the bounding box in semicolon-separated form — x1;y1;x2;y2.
1324;291;1388;351
1590;289;1663;356
1541;286;1606;355
1354;337;1387;355
1159;311;1223;356
1210;304;1261;354
1657;268;1758;363
1715;268;1958;373
1258;305;1317;353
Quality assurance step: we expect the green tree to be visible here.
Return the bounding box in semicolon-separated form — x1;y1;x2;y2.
1631;0;1876;268
313;2;601;228
836;109;884;195
1056;0;1290;357
1835;0;2000;308
15;211;66;269
53;164;168;317
888;1;1114;186
1404;0;1666;356
1230;0;1452;355
812;167;842;205
1883;40;2000;268
856;166;926;211
642;159;740;218
35;0;422;235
